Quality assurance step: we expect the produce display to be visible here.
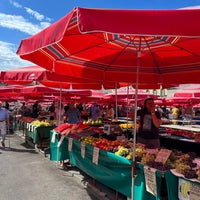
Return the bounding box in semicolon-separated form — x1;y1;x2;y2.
82;119;103;127
166;128;196;139
31;119;55;126
78;135;200;182
53;122;104;139
119;123;139;130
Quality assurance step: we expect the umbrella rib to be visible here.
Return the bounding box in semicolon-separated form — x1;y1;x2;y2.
170;39;200;58
103;39;134;71
143;36;161;74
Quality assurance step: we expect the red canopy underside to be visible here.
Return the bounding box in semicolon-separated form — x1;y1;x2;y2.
16;8;200;86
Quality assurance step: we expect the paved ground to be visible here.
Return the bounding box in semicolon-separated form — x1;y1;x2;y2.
0;133;115;200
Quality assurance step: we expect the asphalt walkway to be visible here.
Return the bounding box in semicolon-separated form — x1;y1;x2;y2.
0;133;111;200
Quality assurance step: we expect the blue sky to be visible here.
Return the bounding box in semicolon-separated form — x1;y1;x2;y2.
0;0;200;71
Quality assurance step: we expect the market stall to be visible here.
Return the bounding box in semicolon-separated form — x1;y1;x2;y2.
50;130;163;199
160;124;200;156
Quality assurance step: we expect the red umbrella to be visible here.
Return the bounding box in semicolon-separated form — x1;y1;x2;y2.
17;8;200;87
165;96;200;106
174;88;200;98
0;85;24;97
0;65;126;90
105;88;157;99
20;84;61;96
16;8;200;199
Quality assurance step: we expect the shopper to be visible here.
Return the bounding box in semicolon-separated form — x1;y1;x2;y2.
0;101;9;149
32;101;41;118
137;97;162;148
107;104;114;119
48;102;56;120
19;101;31;117
65;103;81;124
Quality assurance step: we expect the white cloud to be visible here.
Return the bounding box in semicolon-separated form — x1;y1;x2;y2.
0;13;50;35
9;0;22;8
10;0;51;22
178;5;200;9
25;7;45;21
0;41;33;70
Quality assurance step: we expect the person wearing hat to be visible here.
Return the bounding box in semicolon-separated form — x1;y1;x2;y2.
0;101;9;148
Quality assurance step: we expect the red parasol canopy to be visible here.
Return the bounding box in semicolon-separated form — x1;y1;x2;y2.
0;66;126;90
174;88;200;98
17;8;200;87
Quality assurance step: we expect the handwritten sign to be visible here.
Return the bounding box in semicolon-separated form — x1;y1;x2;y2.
144;166;157;197
116;135;126;141
190;182;200;200
92;147;99;165
81;142;86;158
178;178;190;200
68;137;73;152
155;148;172;164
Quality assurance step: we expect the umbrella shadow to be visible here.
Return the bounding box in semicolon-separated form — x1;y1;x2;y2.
0;142;38;154
8;147;38;154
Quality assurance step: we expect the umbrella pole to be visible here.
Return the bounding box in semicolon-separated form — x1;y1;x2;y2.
56;82;62;167
131;48;141;200
126;85;130;138
115;82;118;119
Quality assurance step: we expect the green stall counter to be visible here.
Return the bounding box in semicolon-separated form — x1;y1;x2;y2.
68;139;162;199
27;125;55;145
49;133;166;199
165;170;200;200
50;131;69;161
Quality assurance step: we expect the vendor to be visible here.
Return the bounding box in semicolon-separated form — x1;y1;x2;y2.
65;103;81;124
137;97;162;148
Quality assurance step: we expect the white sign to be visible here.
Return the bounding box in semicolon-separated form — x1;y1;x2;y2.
144;166;157;197
155;148;172;164
81;142;86;158
92;147;99;165
68;137;73;152
178;178;190;200
190;182;200;200
116;135;126;141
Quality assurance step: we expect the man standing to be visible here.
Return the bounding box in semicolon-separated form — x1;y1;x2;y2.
0;101;9;148
65;103;81;124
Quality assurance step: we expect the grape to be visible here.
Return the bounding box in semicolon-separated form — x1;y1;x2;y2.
189;162;197;168
188;152;196;159
183;169;198;179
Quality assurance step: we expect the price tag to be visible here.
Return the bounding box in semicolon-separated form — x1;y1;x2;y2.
178;178;190;200
190;182;200;200
92;147;99;165
155;148;172;164
81;142;86;158
144;166;157;197
116;135;126;141
68;137;73;152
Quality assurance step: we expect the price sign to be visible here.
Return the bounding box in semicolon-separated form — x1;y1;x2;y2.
178;178;190;200
155;148;172;164
68;137;73;152
190;182;200;200
92;147;99;165
81;142;86;158
144;166;157;197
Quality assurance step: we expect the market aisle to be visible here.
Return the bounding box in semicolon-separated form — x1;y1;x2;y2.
0;134;104;200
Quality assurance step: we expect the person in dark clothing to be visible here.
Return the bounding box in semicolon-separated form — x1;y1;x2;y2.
32;101;41;118
5;101;9;110
137;98;162;148
48;102;55;120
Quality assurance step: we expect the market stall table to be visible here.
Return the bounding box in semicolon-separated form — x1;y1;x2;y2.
50;132;164;199
160;124;200;156
26;123;56;148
